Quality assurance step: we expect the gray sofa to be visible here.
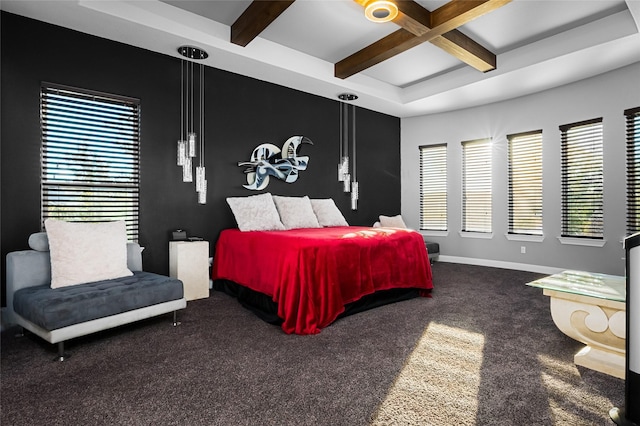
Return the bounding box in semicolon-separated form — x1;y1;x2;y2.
5;233;187;360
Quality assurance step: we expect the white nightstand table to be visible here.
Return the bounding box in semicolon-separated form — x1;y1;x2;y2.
169;240;210;301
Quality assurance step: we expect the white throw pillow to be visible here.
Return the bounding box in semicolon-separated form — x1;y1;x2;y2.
226;192;285;232
45;219;133;289
310;198;349;227
272;195;321;229
379;214;407;228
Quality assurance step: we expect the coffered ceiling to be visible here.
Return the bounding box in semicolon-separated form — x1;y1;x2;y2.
2;0;640;117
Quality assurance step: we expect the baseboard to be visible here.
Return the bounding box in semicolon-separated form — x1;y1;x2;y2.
437;255;565;275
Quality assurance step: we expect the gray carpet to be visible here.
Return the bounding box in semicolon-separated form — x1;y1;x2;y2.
1;263;624;425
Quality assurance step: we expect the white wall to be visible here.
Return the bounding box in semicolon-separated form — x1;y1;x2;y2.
401;62;640;275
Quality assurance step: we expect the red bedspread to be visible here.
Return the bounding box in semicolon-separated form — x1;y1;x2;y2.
212;226;433;334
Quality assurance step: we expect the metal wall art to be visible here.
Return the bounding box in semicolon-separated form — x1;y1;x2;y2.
238;136;313;190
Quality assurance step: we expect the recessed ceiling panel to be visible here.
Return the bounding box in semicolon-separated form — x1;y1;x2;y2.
161;0;251;26
457;0;628;53
259;0;399;63
362;42;464;87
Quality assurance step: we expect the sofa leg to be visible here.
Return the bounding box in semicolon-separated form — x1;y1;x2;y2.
15;327;25;338
172;311;181;327
54;342;69;362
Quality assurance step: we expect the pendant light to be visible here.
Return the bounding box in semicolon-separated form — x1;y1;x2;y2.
177;45;208;204
337;93;359;210
338;100;350;192
351;104;358;210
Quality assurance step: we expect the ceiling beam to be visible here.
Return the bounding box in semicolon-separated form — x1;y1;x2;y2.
336;29;421;79
430;29;495;72
336;0;510;79
231;0;296;47
395;0;496;71
393;1;432;37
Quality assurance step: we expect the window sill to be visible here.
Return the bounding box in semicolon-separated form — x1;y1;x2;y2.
505;233;544;243
420;230;449;237
557;236;606;247
459;231;493;239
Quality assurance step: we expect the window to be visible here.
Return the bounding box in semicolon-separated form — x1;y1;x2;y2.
419;144;447;231
462;138;492;233
508;130;543;235
41;83;140;241
627;107;640;235
560;118;603;239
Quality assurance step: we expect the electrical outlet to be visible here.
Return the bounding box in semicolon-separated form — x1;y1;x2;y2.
521;246;526;254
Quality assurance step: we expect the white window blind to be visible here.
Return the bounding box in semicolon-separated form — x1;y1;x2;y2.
560;118;603;239
627;107;640;235
462;138;492;233
508;130;543;235
419;144;447;231
41;83;140;241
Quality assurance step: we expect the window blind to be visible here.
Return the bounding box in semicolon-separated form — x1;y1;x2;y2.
560;118;603;239
462;138;492;233
419;144;447;231
508;130;543;235
626;107;640;235
41;83;140;241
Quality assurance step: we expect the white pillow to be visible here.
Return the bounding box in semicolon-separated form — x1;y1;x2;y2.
379;214;407;228
226;192;285;232
310;198;349;227
272;195;321;230
44;219;133;289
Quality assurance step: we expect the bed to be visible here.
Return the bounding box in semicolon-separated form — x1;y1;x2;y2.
212;226;433;334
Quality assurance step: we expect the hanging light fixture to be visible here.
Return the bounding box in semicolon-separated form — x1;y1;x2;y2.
338;95;350;192
337;93;359;210
350;104;358;210
177;45;208;204
364;0;398;23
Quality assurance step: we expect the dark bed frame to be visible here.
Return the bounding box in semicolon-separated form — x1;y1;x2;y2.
212;279;421;326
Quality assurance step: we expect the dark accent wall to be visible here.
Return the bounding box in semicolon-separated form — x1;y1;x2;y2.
0;12;401;303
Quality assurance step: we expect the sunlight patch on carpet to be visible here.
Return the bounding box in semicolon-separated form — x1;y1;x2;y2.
370;322;484;425
537;353;614;424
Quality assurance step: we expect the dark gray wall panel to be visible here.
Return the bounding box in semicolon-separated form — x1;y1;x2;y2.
1;12;400;303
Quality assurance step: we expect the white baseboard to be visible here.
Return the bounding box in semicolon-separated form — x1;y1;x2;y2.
437;255;564;275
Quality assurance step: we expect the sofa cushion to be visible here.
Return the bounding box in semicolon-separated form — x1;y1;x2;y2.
13;271;183;331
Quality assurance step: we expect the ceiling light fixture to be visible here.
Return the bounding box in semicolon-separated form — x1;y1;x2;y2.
177;45;208;204
364;0;398;23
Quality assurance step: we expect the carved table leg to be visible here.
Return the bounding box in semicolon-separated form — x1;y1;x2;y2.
549;296;625;378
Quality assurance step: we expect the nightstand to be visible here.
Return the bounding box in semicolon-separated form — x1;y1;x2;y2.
169;240;210;301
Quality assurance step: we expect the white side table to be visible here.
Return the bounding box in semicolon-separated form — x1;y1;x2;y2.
527;270;626;378
169;241;210;301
